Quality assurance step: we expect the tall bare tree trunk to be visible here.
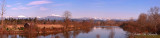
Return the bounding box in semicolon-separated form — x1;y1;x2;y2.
1;0;6;30
1;14;3;27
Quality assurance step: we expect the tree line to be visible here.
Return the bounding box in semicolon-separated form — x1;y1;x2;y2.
121;6;160;34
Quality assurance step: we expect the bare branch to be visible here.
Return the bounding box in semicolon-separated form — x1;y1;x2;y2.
1;0;6;28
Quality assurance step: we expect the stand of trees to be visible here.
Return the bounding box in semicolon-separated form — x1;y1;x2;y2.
121;7;160;34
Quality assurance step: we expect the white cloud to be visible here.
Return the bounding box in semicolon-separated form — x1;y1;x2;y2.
27;1;52;5
40;7;48;11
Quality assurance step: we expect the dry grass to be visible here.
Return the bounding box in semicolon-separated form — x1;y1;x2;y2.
37;24;64;28
5;24;64;29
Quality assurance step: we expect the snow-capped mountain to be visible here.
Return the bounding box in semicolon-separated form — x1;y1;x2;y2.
3;14;129;21
44;16;63;20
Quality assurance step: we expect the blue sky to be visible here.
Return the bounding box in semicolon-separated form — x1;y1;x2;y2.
1;0;160;19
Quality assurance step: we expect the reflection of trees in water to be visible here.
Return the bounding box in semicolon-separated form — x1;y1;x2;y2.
108;27;115;38
11;35;17;38
81;28;92;33
0;34;25;38
55;36;60;38
21;33;42;38
95;26;116;30
0;34;8;38
63;31;71;38
96;34;100;38
63;27;93;38
72;30;80;38
94;26;116;38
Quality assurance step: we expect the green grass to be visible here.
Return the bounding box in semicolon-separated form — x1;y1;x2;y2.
135;35;160;38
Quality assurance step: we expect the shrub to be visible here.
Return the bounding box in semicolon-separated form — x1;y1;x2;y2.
18;27;24;30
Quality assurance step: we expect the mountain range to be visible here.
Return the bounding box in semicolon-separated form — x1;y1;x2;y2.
3;15;130;21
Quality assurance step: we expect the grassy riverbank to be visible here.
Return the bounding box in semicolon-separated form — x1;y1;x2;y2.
135;35;160;38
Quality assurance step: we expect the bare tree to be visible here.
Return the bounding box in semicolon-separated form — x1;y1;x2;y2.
63;11;72;28
0;0;6;29
63;11;71;20
34;17;37;25
148;7;160;33
137;13;147;26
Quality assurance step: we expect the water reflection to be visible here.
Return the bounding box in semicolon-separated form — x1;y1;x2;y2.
0;26;127;38
108;27;115;38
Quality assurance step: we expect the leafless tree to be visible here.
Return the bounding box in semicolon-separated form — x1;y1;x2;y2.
63;10;72;28
137;13;147;26
148;6;160;33
0;0;6;29
63;11;71;20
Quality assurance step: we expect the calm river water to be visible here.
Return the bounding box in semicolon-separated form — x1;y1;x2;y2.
1;26;128;38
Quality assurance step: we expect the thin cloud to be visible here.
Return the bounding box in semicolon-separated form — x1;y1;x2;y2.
11;6;34;10
19;7;31;10
7;5;12;7
16;3;22;5
53;4;65;7
40;7;48;11
52;3;72;7
27;1;52;5
11;8;18;10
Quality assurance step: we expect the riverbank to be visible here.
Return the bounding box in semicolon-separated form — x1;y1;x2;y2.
0;24;93;34
134;35;160;38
